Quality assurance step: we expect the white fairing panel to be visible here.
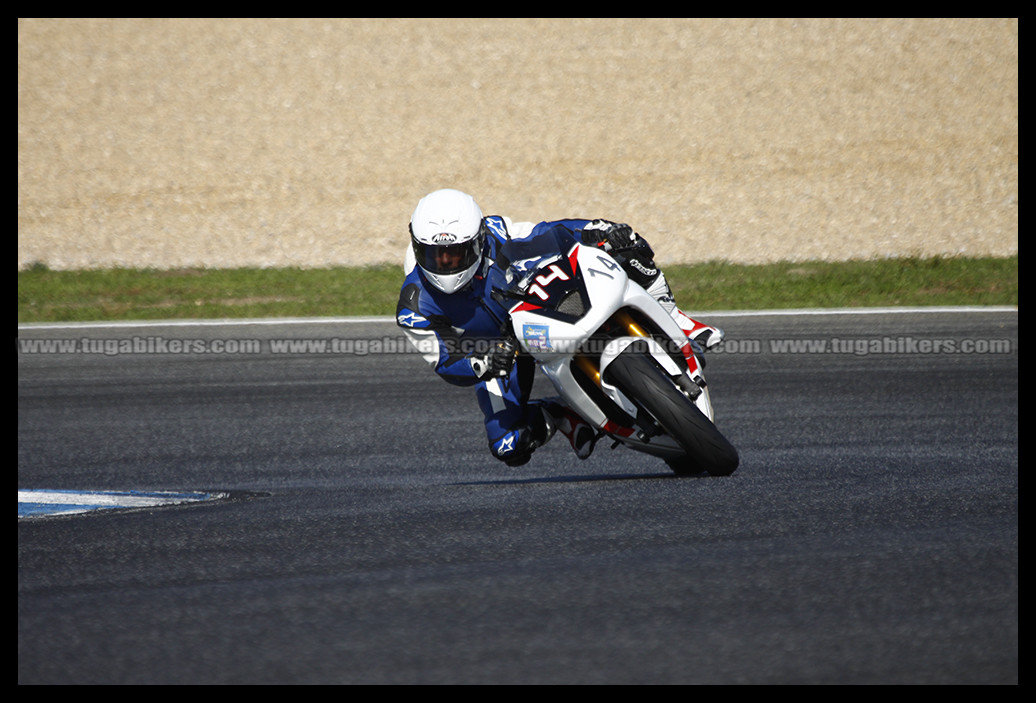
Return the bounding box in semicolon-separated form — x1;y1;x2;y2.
510;242;717;445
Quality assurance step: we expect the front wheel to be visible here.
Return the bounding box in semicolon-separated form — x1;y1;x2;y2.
604;342;739;476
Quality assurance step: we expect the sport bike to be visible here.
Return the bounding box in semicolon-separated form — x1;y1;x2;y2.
492;228;739;476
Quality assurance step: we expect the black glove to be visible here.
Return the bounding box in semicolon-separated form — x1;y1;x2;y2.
470;337;519;379
582;220;659;287
581;220;639;252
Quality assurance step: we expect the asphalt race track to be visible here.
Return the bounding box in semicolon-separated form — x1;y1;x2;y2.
18;309;1018;684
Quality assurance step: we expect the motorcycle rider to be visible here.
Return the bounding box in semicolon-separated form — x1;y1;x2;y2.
396;188;725;467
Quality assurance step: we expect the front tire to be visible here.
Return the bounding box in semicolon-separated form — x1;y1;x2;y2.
604;342;739;476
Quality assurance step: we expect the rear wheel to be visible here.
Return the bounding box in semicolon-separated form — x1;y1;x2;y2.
604;342;739;476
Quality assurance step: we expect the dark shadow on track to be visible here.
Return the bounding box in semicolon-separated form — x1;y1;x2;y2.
451;471;706;486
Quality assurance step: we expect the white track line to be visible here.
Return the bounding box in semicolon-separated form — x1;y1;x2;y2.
18;489;221;508
15;306;1019;331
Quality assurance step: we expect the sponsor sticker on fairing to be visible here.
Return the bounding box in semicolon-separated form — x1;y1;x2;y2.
522;324;553;352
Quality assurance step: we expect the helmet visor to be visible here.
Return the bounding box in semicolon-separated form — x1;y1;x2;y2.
412;235;483;276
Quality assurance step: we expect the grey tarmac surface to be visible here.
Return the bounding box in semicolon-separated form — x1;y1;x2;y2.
18;309;1017;684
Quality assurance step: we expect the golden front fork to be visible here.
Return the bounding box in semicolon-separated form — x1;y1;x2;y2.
612;309;648;339
573;310;647;386
573;354;601;385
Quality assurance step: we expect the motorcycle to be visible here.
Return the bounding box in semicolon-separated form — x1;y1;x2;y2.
491;227;739;476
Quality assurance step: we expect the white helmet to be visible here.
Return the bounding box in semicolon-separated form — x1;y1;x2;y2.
409;189;487;294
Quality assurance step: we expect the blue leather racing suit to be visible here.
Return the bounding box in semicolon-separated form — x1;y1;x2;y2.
396;215;607;465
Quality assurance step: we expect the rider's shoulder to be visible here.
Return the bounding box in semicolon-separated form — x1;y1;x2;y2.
483;215;537;241
482;215;510;241
397;270;443;328
399;265;431;305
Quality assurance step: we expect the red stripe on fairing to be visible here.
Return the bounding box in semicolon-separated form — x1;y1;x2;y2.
510;301;542;313
568;244;581;274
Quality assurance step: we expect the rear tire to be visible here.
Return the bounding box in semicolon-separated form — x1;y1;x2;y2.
604;342;739;476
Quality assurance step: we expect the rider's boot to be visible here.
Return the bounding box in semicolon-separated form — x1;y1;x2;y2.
645;273;725;351
540;399;598;460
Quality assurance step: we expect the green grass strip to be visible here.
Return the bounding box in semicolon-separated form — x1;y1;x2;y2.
18;255;1017;324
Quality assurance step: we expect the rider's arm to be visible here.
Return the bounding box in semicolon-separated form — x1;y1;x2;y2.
396;282;513;386
527;219;593;240
401;328;485;386
532;218;660;288
527;218;647;252
396;285;480;386
398;323;513;386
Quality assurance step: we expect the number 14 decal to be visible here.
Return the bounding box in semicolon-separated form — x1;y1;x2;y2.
527;264;570;301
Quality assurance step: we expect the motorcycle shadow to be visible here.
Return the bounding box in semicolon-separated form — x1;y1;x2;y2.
452;471;707;486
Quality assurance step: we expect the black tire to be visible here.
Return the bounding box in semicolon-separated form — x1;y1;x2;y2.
604;342;739;476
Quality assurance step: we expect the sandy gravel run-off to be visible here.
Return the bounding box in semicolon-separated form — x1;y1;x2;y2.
18;18;1017;270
